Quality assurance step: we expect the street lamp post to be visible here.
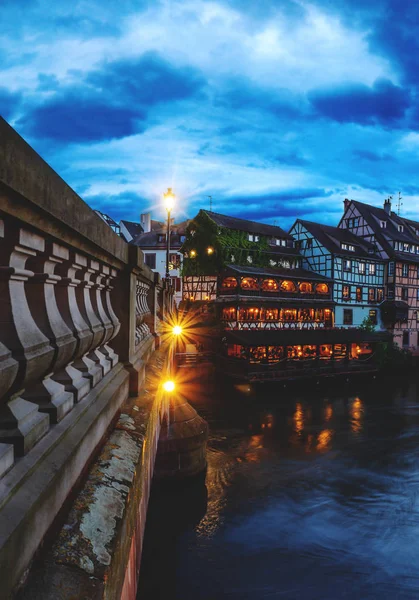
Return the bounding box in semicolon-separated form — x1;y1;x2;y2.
163;187;175;280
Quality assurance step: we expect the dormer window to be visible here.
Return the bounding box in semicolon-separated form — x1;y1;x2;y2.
158;234;166;243
380;221;386;228
341;243;348;250
341;243;355;252
398;224;404;233
248;234;259;242
403;243;409;252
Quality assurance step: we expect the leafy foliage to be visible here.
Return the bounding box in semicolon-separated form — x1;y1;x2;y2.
181;210;289;275
358;316;376;333
375;341;414;371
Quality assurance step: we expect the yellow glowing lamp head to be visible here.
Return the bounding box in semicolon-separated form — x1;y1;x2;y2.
163;187;175;211
207;246;214;255
172;325;182;336
190;250;197;258
163;380;175;392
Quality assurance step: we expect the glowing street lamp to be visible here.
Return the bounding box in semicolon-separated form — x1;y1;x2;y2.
163;188;176;279
206;246;214;255
172;325;182;336
163;380;175;392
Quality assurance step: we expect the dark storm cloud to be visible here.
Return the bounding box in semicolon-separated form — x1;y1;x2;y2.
0;87;22;120
353;149;395;162
275;152;309;166
216;78;304;120
18;97;145;143
86;191;147;222
17;52;206;143
309;78;409;127
187;188;334;224
86;52;206;108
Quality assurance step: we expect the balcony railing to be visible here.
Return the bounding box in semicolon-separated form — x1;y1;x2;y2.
222;320;332;330
218;288;332;300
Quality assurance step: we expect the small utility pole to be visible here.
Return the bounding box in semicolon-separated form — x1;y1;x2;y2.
207;195;213;211
397;191;403;216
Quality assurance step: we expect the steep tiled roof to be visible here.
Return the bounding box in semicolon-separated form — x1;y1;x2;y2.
120;220;144;238
345;200;419;263
203;210;293;239
296;220;382;259
132;219;190;249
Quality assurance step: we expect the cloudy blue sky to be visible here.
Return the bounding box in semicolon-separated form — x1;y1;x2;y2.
2;0;419;227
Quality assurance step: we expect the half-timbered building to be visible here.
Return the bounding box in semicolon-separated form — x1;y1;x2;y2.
289;220;386;329
339;198;419;349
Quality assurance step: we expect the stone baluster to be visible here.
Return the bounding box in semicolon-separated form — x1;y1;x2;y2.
22;242;75;423
135;279;151;346
0;226;51;455
98;266;119;368
89;264;113;376
53;255;95;399
76;258;110;377
0;342;18;476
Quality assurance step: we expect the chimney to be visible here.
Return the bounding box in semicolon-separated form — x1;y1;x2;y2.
343;198;350;211
141;213;151;233
384;198;391;215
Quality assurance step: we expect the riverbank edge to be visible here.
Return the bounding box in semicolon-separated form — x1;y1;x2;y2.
15;342;169;600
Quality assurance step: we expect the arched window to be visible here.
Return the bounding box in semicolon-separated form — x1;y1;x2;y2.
280;280;296;292
316;283;329;295
299;282;313;293
241;277;259;290
261;278;279;291
221;277;238;289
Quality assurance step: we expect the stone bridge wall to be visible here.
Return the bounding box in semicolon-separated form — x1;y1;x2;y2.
0;118;173;597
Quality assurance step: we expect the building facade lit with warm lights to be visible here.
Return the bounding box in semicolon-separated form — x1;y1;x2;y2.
339;198;419;349
181;209;388;381
289;220;386;329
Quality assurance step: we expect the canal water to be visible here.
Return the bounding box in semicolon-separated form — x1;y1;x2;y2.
138;375;419;599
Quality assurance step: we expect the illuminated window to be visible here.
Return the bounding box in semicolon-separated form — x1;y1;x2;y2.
267;346;284;362
377;288;384;302
282;308;297;321
369;309;377;324
249;346;267;363
222;277;238;289
280;280;296;292
263;308;279;320
241;277;259;290
261;278;279;291
319;345;333;358
299;282;313;293
222;307;236;320
343;259;352;272
369;263;376;275
342;285;350;300
351;343;372;358
356;287;362;302
368;288;376;302
316;283;329;295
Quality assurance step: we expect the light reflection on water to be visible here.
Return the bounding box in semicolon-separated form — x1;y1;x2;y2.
139;376;419;600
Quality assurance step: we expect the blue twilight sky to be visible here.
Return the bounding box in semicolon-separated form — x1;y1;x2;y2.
2;0;419;227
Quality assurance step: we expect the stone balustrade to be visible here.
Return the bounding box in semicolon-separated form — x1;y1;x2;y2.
0;117;173;596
